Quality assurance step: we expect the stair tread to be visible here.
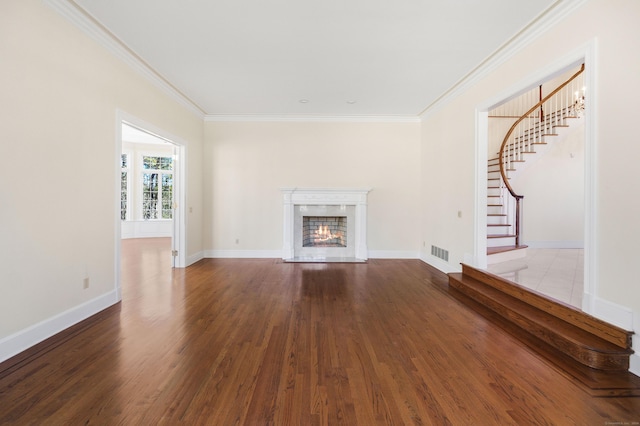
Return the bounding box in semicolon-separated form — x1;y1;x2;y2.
487;223;511;227
487;245;527;254
448;273;631;355
488;234;515;238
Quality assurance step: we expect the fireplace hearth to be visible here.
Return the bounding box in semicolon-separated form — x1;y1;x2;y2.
281;188;370;262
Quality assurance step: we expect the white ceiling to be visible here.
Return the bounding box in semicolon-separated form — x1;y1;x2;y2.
73;0;558;118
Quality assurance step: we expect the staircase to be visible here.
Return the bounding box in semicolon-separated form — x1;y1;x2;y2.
449;264;640;396
487;65;585;264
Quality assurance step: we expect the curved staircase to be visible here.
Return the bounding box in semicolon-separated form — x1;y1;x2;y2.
487;65;585;264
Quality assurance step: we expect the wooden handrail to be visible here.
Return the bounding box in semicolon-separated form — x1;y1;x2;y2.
497;64;585;247
499;64;584;198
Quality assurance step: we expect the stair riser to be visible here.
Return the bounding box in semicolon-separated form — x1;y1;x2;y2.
487;216;508;225
487;236;516;247
487;187;502;196
448;275;630;371
487;225;511;233
487;205;503;215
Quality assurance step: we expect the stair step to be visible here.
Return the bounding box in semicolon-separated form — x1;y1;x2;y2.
487;223;511;227
487;244;526;254
446;271;640;396
448;267;633;373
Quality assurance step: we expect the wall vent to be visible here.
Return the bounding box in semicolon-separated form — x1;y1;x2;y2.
431;245;449;262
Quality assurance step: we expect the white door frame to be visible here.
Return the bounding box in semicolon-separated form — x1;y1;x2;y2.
473;40;596;314
114;110;188;301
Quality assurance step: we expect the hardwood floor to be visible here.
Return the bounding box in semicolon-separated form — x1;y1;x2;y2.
1;238;639;424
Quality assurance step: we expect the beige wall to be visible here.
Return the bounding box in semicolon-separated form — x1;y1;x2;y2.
203;121;421;255
515;124;584;245
0;1;203;342
421;0;640;345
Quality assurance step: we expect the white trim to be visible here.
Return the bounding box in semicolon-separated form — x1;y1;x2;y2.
43;0;205;120
473;110;489;270
583;294;633;331
630;353;640;378
0;291;118;363
115;117;123;301
582;40;598;315
204;250;283;259
419;253;461;274
420;0;589;120
368;251;420;259
116;111;189;271
186;251;205;266
203;250;421;260
204;114;420;123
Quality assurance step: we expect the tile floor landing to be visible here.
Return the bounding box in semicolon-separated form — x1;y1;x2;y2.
486;248;584;309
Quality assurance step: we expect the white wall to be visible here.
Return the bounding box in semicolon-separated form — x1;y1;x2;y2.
0;0;203;360
421;0;640;371
203;121;421;258
514;124;584;247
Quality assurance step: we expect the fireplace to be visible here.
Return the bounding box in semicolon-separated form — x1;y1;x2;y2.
281;188;371;262
303;216;347;247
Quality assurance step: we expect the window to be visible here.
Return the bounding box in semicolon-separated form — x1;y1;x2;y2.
120;153;128;220
141;155;173;219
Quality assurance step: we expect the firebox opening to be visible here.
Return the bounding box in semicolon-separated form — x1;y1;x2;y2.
303;216;347;247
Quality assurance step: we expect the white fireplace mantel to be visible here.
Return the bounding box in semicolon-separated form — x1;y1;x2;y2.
281;188;371;261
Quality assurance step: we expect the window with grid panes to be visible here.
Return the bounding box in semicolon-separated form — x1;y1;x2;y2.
120;153;128;220
142;156;173;219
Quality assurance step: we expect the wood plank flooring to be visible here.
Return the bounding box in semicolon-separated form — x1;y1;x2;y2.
1;238;639;424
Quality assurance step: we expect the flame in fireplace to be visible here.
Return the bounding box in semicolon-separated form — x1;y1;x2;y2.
316;225;342;243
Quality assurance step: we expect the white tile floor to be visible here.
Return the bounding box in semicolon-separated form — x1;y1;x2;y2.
486;248;584;309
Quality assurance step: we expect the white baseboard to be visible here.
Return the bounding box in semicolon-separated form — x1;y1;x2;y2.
419;253;460;274
368;250;419;259
630;352;640;378
203;249;422;260
186;251;204;266
204;249;283;258
524;240;584;249
0;290;119;364
583;292;634;331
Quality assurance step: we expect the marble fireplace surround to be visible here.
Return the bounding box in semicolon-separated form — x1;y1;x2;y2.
281;188;371;262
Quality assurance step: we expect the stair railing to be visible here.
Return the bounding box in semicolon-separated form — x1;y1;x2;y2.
498;64;585;246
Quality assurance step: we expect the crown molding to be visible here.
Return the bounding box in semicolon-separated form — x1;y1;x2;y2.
204;114;420;123
419;0;589;120
43;0;206;120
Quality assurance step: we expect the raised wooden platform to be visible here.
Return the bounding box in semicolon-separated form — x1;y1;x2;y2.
448;264;640;397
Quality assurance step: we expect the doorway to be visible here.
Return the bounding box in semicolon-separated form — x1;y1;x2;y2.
115;112;187;301
473;45;596;315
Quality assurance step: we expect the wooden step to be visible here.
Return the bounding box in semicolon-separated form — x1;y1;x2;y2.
446;278;640;397
448;265;635;378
